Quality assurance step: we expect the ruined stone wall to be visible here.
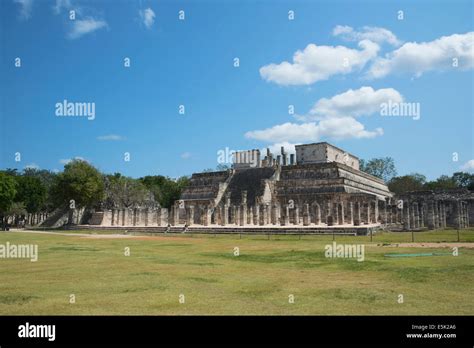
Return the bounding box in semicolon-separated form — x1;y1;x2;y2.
394;189;472;230
180;170;230;201
295;142;360;170
276;162;391;201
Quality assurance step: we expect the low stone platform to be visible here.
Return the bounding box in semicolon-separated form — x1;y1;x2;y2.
67;224;381;236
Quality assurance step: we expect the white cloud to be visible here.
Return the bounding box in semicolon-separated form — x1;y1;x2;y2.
181;152;191;159
97;134;125;141
460;160;474;172
247;123;319;143
260;40;379;85
300;86;404;120
317;117;383;140
59;156;86;165
139;8;155;29
245;119;382;143
14;0;33;19
245;86;394;143
367;32;474;79
333;25;401;46
24;163;39;170
53;0;72;14
68;18;108;39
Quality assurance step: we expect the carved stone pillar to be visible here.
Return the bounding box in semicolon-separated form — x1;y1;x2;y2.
348;202;354;225
187;206;194;226
354;202;361;226
403;202;411;230
314;203;321;225
338;203;344;225
254;205;260;226
302;203;310;226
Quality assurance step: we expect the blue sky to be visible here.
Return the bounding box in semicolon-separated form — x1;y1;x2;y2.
1;0;473;180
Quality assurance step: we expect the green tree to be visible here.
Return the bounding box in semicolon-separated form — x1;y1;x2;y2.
14;176;47;213
0;172;17;218
22;168;58;211
140;175;190;209
51;160;104;208
104;174;153;208
424;175;458;190
5;202;27;224
388;173;427;194
452;172;474;190
359;157;397;182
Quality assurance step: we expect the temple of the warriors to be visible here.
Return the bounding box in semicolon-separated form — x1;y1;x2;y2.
29;142;473;234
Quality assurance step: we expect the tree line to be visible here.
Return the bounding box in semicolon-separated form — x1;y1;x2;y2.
0;157;472;226
0;159;190;225
359;157;474;193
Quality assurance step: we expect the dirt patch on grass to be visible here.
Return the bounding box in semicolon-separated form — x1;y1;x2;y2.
84;234;201;242
382;242;474;249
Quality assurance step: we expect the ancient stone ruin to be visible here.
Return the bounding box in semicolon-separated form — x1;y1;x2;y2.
83;142;472;234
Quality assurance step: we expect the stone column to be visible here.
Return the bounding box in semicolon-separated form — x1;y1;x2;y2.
168;206;175;226
122;209;127;226
303;204;310;226
416;203;421;229
139;209;146;226
333;203;339;225
260;205;268;226
115;209;124;226
144;209;149;226
435;201;441;229
294;205;299;225
348;202;354;225
403;202;411;230
326;202;334;226
426;201;435;230
245;206;250;224
365;202;371;225
438;202;444;228
154;208;160;226
271;204;278;225
254;205;260;226
187;206;194;225
382;201;387;224
442;201;448;228
458;201;464;228
281;205;289;226
314;203;321;225
158;209;165;226
373;200;379;223
202;207;212;226
131;209;136;226
239;206;246;226
464;202;469;228
354;202;361;226
338;203;344;225
241;191;247;226
419;204;425;228
222;205;229;226
234;206;239;225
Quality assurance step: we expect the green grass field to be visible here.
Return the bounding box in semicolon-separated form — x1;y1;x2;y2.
0;229;473;315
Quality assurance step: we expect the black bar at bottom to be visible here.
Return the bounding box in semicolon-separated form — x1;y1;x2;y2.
0;316;472;346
